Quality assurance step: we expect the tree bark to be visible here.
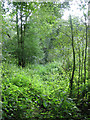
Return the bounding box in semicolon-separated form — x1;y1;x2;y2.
16;3;21;66
78;47;80;98
20;2;25;67
88;1;90;97
81;50;84;83
84;15;88;84
69;15;75;97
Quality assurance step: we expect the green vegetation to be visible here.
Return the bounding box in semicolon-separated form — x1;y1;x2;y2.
2;62;89;120
1;1;90;120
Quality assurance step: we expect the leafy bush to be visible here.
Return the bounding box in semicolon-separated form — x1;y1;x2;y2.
2;62;82;119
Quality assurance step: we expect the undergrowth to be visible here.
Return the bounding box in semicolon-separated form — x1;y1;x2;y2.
2;62;89;120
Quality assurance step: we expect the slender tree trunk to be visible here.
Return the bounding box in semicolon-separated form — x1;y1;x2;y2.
69;15;75;96
23;2;29;66
84;15;88;84
16;3;21;66
20;3;23;66
24;2;28;36
88;1;90;99
81;49;84;83
78;47;80;98
20;3;25;67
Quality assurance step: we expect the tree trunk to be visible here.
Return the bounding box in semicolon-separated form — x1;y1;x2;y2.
81;50;84;83
78;47;80;98
16;3;21;66
20;2;25;67
24;2;28;36
69;15;75;97
87;1;90;99
84;15;88;84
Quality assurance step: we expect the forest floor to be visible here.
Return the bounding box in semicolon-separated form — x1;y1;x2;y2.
2;61;90;120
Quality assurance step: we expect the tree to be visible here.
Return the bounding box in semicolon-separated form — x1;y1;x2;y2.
88;0;90;96
69;15;75;96
2;2;43;66
83;13;88;84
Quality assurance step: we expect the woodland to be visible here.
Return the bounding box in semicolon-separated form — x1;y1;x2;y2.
1;1;90;120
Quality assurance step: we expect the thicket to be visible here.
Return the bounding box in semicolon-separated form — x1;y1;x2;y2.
2;61;89;120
